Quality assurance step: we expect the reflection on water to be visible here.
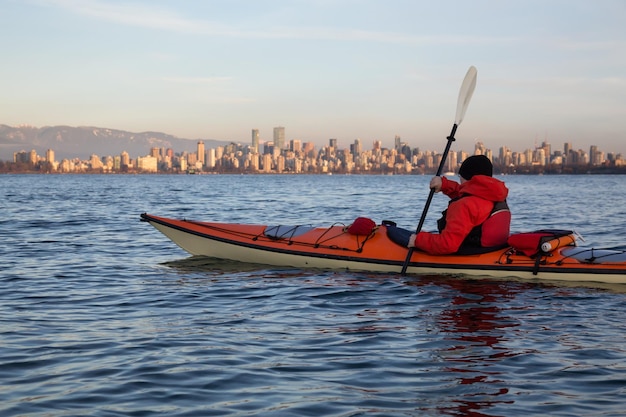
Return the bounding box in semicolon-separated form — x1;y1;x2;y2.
434;279;519;416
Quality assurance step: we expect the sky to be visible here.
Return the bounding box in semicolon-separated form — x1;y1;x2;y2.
2;0;625;155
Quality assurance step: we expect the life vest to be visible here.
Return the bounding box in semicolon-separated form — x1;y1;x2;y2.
437;198;511;252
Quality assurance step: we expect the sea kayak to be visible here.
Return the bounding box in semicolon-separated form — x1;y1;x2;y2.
140;213;626;284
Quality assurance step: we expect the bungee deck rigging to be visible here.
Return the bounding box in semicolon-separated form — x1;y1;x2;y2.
184;218;378;254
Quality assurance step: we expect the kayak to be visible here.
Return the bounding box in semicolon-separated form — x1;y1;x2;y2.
140;213;626;284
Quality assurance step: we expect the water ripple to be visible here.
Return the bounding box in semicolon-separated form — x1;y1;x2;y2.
1;174;626;416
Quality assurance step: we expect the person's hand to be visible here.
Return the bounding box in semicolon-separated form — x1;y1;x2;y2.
429;176;442;193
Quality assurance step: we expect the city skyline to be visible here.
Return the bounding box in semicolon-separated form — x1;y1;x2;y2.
1;1;625;154
9;128;623;175
1;121;623;161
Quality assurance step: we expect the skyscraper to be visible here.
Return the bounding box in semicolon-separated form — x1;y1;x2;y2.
474;141;486;155
590;145;603;165
273;126;285;150
251;129;259;153
46;149;55;163
290;139;302;152
206;148;216;168
447;150;458;172
540;141;551;165
197;141;205;166
121;151;130;167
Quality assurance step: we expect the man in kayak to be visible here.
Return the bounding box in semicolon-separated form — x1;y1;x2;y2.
407;155;510;255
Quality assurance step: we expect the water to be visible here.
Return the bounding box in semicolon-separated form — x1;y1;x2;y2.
1;174;626;416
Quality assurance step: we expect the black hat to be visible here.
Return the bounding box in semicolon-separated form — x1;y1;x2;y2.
458;155;493;180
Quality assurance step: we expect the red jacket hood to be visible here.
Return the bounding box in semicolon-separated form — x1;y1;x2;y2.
458;175;508;202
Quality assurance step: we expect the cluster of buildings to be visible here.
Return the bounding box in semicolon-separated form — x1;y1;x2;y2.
10;126;625;174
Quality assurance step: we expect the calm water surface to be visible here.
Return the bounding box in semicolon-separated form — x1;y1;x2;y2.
1;174;626;416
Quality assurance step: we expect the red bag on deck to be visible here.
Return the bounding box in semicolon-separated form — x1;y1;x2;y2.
507;229;575;256
346;217;377;236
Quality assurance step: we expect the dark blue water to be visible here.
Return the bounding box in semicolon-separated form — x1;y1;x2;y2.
2;174;626;416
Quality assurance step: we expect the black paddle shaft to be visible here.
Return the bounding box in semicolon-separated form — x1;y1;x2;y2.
400;123;458;274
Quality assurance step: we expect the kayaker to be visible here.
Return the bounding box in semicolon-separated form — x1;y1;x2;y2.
407;155;510;255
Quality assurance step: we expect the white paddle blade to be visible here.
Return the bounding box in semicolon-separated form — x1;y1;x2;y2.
454;66;477;125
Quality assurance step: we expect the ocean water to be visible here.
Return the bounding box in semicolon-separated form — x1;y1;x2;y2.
1;173;626;417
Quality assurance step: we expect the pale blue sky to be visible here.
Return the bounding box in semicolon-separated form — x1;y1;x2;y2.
2;0;625;154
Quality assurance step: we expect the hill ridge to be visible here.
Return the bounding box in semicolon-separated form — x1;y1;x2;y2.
0;124;228;160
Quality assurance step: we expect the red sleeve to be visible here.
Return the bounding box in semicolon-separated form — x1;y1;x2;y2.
441;177;461;199
414;197;489;255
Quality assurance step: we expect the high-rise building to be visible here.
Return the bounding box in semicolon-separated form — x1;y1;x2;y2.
197;141;205;166
121;151;130;167
206;148;216;168
525;148;533;166
187;152;198;167
276;155;285;173
564;142;572;155
46;149;55;163
303;142;315;156
540;141;551;165
498;146;509;165
535;148;547;166
137;155;158;172
263;153;273;173
13;151;28;164
590;145;604;165
249;153;259;171
89;154;103;169
273;126;285;150
290;139;302;152
352;139;362;157
474;141;486;155
251;129;260;153
447;150;458;172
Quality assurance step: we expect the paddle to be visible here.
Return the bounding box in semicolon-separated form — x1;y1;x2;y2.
400;66;478;275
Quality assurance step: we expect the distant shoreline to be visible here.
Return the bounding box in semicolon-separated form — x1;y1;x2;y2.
2;167;626;175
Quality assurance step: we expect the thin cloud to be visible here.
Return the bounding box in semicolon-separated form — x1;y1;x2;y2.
36;0;198;32
549;37;626;51
36;0;517;45
159;76;233;84
494;75;626;89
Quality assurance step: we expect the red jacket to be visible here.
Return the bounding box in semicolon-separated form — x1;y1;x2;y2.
415;175;510;255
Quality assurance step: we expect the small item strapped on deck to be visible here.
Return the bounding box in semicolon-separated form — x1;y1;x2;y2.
345;217;377;236
507;229;576;256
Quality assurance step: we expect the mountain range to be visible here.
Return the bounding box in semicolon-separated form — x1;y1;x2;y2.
0;124;229;161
